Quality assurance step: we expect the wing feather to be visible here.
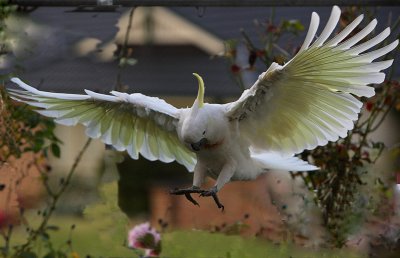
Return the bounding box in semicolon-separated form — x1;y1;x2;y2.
326;14;364;46
8;79;196;171
336;19;377;50
312;6;340;47
227;6;397;156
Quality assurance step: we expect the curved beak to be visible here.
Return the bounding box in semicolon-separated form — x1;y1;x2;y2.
190;138;208;151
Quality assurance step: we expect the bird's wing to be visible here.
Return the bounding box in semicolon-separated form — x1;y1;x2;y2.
8;78;196;171
226;6;398;156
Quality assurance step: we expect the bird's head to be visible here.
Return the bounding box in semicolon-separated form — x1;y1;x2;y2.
180;73;226;152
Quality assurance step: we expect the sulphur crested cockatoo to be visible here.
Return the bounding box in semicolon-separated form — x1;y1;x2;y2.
8;6;398;210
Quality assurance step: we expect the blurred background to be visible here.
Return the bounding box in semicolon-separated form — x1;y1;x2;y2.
1;1;399;257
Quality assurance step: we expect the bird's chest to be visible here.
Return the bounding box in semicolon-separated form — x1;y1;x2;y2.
196;141;232;179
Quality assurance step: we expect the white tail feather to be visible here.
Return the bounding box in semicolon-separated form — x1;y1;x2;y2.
251;152;318;171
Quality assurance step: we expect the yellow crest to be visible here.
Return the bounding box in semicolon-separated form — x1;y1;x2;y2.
192;73;205;108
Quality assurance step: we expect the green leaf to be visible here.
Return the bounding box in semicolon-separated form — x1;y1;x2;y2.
40;232;50;240
139;233;156;249
43;251;67;258
46;225;60;231
51;143;61;158
119;57;127;66
43;252;56;258
83;182;128;243
281;19;304;34
32;137;45;152
19;251;38;258
126;58;137;66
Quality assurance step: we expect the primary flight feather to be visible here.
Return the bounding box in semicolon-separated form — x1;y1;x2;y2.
8;6;398;210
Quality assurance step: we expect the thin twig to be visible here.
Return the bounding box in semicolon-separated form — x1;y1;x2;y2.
14;138;92;256
116;7;136;92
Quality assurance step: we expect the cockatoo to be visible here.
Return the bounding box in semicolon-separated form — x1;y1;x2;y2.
7;6;398;210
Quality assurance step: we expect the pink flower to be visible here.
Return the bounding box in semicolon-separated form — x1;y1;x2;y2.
128;222;161;256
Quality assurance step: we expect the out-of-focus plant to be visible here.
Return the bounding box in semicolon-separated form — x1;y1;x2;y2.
83;182;128;246
0;2;93;257
10;139;91;258
0;5;140;258
0;86;65;258
0;0;18;80
296;8;400;248
115;7;137;92
0;0;60;163
128;222;162;257
0;88;62;163
224;7;400;249
224;9;304;91
208;213;251;236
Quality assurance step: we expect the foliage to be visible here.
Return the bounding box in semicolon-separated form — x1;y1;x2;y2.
83;182;128;245
0;0;17;64
296;80;400;247
224;6;400;248
0;138;92;258
0;6;136;258
0;4;398;258
224;9;305;90
7;213;364;258
162;230;362;258
0;88;62;163
0;2;74;257
0;0;60;163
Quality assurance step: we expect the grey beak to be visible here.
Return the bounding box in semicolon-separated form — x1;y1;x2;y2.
191;138;208;151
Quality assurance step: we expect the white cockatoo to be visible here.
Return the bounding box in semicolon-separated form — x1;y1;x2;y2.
8;6;398;210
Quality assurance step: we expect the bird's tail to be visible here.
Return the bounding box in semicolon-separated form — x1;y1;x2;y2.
251;151;318;172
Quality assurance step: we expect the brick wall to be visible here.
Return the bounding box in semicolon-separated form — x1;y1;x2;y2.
149;174;284;238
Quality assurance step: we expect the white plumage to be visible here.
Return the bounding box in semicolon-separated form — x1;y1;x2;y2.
8;6;398;208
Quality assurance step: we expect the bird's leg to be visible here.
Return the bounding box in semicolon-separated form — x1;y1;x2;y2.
170;163;207;206
199;159;237;211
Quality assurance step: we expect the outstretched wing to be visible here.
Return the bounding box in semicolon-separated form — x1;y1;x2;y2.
226;6;398;156
8;78;196;171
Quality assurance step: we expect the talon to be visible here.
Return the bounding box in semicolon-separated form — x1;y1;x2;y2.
170;186;203;207
199;187;224;211
212;194;224;211
185;193;199;206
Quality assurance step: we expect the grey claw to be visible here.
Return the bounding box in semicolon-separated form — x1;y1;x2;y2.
170;186;224;210
170;186;203;207
185;193;200;206
199;187;224;211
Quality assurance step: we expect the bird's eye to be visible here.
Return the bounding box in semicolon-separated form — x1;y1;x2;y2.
202;130;206;135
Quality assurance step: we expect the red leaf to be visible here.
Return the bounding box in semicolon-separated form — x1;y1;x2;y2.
230;64;241;74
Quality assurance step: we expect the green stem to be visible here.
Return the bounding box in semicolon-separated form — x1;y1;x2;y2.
116;7;136;91
14;138;92;256
1;225;13;258
370;97;397;132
